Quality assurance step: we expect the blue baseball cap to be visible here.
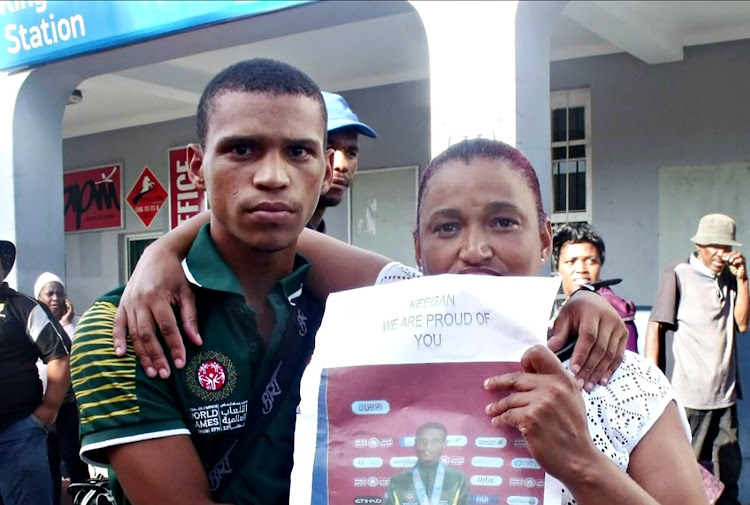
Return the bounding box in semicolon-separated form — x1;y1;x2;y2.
323;92;377;138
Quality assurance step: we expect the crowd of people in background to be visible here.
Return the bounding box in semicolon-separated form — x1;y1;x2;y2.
0;56;746;505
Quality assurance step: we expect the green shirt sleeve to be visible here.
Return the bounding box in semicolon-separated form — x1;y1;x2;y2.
71;293;190;467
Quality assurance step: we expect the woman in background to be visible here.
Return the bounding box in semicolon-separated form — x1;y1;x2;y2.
552;223;640;352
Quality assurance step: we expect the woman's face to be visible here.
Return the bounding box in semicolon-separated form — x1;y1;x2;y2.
414;157;552;276
557;241;602;298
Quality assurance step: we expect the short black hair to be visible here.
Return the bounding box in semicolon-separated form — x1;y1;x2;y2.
196;58;327;146
416;422;448;439
552;222;606;270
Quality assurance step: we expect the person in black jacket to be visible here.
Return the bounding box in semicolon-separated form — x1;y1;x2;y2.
0;240;72;505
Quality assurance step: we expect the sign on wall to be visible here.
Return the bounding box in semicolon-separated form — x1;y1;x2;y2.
64;164;123;233
126;166;168;228
0;1;313;72
169;146;206;230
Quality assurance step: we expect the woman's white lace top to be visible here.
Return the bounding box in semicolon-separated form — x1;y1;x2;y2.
560;351;688;504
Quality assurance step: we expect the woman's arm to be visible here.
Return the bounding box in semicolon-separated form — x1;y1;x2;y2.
484;346;707;505
625;402;707;504
296;227;391;299
560;402;705;505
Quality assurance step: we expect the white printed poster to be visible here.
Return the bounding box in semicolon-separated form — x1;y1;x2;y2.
291;274;564;505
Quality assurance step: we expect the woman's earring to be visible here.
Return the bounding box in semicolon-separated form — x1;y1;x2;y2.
541;258;546;264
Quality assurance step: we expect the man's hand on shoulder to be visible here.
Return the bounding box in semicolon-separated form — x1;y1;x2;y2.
113;243;201;379
547;290;628;391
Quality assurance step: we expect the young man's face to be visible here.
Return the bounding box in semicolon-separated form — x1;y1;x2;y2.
319;128;360;207
415;428;446;465
190;91;332;253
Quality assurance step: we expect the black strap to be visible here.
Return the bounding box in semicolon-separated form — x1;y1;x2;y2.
589;278;622;289
206;292;316;499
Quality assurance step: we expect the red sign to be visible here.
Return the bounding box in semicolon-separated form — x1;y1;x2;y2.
169;146;206;230
126;167;168;228
64;164;123;233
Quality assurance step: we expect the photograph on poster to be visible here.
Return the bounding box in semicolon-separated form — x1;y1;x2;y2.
313;361;546;505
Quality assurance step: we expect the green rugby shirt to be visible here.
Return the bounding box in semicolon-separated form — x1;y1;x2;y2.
71;225;323;505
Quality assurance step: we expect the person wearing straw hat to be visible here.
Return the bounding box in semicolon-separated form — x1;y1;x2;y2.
646;213;748;505
0;240;72;505
306;91;377;233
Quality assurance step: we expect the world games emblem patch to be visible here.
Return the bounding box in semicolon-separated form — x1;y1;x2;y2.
187;350;238;402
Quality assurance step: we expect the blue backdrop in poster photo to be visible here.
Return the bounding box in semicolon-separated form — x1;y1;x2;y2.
0;0;313;72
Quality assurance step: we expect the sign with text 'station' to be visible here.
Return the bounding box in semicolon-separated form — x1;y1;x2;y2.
169;146;206;230
63;163;122;233
0;1;313;72
126;166;167;228
292;274;564;505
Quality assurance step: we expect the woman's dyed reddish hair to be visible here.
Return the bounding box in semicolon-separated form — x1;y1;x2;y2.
415;138;548;234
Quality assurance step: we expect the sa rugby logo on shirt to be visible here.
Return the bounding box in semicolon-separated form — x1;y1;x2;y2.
187;350;238;402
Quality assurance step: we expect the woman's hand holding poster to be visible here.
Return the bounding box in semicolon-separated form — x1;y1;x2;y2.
292;274;564;505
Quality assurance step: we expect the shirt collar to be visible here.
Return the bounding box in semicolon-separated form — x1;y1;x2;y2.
182;223;311;302
689;251;719;279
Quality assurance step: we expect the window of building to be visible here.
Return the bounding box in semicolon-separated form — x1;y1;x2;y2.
550;88;592;224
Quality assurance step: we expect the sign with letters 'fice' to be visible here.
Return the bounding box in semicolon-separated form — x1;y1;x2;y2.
0;1;313;72
168;146;206;230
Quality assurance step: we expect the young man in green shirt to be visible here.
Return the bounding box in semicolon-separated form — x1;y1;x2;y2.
71;58;333;505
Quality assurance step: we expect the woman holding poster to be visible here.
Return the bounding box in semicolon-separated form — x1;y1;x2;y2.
113;139;707;505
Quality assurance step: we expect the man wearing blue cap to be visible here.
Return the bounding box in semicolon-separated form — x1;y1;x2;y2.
307;92;377;233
